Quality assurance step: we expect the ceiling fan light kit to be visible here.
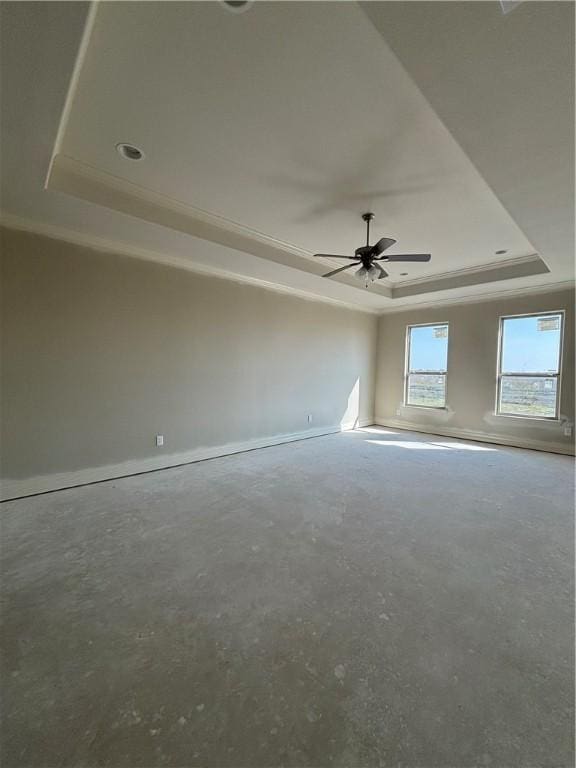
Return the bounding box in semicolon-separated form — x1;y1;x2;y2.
313;212;431;288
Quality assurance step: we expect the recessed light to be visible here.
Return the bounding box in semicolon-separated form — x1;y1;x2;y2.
116;143;144;161
221;0;252;12
495;249;507;255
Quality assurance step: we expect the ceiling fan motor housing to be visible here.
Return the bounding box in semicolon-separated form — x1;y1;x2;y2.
355;246;377;268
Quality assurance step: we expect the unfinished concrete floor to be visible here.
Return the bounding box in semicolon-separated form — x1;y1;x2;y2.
2;427;574;767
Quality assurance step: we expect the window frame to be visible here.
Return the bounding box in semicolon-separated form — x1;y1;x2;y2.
495;310;565;421
404;321;450;410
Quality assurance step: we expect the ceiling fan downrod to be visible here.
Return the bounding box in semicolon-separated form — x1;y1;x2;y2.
362;211;375;247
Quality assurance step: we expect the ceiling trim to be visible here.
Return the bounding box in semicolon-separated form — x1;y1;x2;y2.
45;1;98;187
47;154;315;258
46;154;394;299
0;211;380;316
2;211;571;320
47;153;376;278
46;154;552;304
394;252;542;289
391;253;548;298
380;279;574;315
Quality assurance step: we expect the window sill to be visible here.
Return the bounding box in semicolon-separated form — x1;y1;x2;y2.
493;412;561;423
403;404;448;412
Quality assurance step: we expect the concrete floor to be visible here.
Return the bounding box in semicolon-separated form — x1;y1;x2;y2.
1;427;574;767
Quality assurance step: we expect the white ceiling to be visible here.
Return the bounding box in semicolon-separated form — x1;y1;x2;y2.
1;1;573;313
362;0;575;289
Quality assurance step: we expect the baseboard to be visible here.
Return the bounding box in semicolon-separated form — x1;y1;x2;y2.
0;419;372;502
374;418;575;456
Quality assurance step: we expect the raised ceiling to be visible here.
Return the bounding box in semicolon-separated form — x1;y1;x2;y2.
362;0;575;296
1;1;573;313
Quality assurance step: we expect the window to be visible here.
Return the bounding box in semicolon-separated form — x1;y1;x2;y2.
405;323;449;408
497;312;564;419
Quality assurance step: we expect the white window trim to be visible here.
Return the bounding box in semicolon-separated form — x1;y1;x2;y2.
404;322;450;410
495;310;565;421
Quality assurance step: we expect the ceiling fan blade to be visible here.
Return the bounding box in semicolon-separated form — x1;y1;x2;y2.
383;253;431;262
323;262;360;278
313;253;354;259
376;265;388;279
371;237;397;256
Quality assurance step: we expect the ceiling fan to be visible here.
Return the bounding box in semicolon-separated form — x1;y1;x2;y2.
314;213;431;285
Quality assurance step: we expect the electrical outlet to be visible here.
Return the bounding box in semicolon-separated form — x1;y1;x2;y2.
307;414;313;424
156;434;164;447
564;425;573;437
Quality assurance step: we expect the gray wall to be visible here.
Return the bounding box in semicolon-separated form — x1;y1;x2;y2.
2;225;573;495
0;227;377;483
375;289;575;452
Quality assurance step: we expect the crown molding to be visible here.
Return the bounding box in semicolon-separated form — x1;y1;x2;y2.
47;154;317;261
45;154;567;311
45;1;99;186
45;153;395;301
394;252;542;288
2;212;571;318
390;252;550;299
379;279;575;314
0;212;380;315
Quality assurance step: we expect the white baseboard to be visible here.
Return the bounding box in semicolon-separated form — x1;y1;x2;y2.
374;417;575;456
0;419;372;502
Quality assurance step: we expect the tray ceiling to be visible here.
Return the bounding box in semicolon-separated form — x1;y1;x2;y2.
2;1;573;312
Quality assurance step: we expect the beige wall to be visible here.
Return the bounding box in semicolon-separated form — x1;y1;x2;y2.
0;227;377;490
2;225;573;499
375;289;575;452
